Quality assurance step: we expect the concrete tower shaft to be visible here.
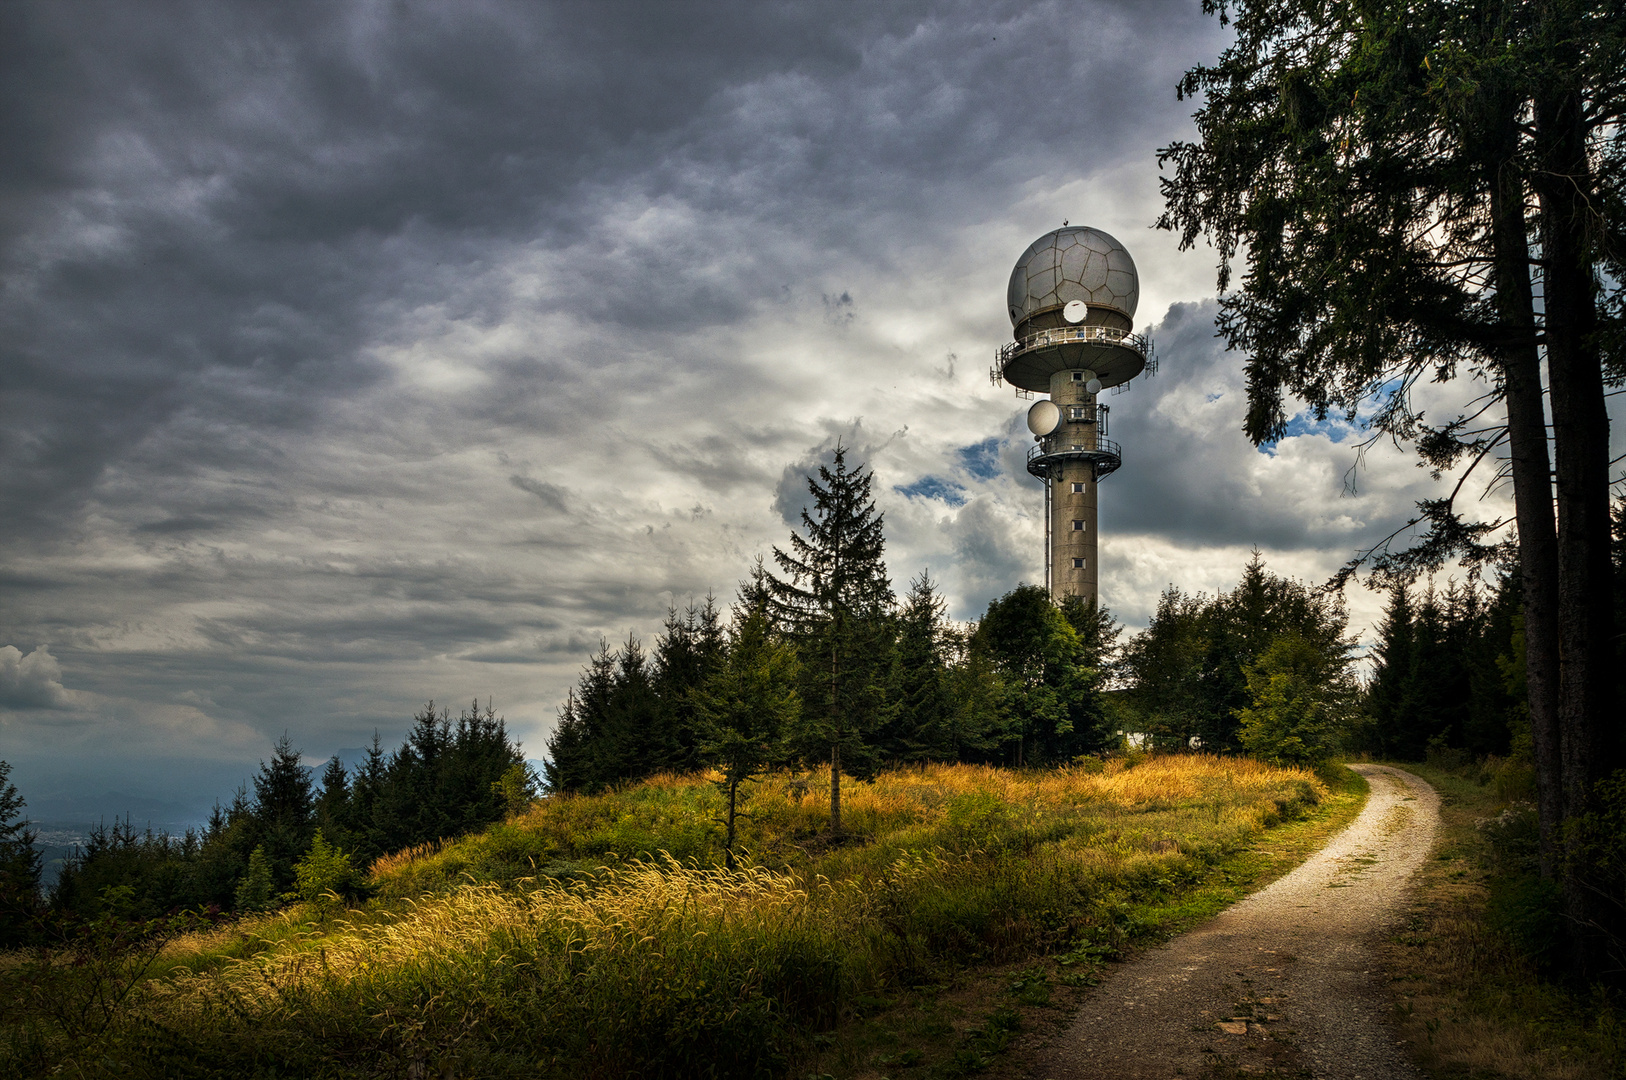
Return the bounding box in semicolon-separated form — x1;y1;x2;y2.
1048;370;1100;600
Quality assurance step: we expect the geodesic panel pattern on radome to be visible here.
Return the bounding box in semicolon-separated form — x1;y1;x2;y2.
1006;226;1139;327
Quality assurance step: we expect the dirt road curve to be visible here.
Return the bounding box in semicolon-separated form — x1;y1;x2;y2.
1038;765;1440;1080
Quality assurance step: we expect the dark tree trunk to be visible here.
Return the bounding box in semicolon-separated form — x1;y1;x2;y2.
1484;119;1563;877
830;744;841;836
1533;4;1620;977
724;777;739;870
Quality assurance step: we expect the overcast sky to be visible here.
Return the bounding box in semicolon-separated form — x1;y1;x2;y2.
4;1;1616;817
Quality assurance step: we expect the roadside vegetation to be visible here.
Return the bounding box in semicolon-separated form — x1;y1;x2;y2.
1377;752;1625;1080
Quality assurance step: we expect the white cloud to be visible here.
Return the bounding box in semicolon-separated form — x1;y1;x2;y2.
0;645;73;709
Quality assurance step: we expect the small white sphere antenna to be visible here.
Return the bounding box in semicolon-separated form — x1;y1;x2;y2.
1026;399;1061;436
1086;378;1103;394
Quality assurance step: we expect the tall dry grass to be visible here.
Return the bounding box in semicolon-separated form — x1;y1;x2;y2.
3;756;1327;1079
369;755;1321;895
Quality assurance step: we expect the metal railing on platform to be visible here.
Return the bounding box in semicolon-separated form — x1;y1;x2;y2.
1026;438;1123;481
995;325;1149;365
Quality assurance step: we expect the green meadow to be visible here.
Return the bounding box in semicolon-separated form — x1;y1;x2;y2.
2;756;1346;1079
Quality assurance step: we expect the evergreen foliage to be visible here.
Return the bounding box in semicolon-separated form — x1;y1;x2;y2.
1366;578;1521;760
973;585;1110;765
693;603;800;865
765;445;897;833
290;830;358;908
544;601;725;793
233;846;274;913
1237;632;1357;766
46;701;529;922
541;451;1118;823
1158;0;1624;979
0;760;42;945
879;571;954;765
1119;553;1352;750
247;735;315;895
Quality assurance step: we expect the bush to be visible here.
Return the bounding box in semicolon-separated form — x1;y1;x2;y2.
233;846;274;912
290;830;358;908
1236;633;1354;766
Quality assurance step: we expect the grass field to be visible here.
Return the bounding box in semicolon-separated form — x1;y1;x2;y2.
2;755;1349;1079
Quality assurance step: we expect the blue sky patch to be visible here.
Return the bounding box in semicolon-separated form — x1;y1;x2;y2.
894;475;968;506
956;437;1002;480
1282;412;1352;443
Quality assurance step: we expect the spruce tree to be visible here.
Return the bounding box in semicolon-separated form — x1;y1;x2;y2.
651;596;726;774
765;445;896;835
941;628;1012;760
347;732;389;862
234;845;275;912
605;635;661;780
1158;0;1625;973
544;689;591;793
1198;553;1352;750
694;603;799;867
1366;582;1416;757
314;755;351;848
375;705;454;851
250;735;315;893
0;760;41;945
880;571;952;766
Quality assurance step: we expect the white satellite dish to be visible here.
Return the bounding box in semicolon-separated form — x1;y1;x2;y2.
1086;378;1103;395
1026;399;1061;436
1062;299;1088;324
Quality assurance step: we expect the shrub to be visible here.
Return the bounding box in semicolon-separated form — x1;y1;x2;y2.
1236;633;1354;766
233;846;274;912
290;830;358;908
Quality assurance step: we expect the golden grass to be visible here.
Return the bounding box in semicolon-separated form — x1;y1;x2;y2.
367;755;1324;894
4;756;1334;1080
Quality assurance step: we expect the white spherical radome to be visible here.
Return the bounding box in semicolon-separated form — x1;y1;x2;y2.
1006;226;1139;327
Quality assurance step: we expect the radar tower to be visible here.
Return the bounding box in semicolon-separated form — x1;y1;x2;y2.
990;227;1151;602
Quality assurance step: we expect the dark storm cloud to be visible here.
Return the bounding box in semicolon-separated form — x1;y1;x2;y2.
1;0;886;533
2;0;1217;537
1;0;1249;807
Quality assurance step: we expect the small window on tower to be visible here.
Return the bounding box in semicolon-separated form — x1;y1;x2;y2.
1069;406;1086;420
1071;371;1084;382
1071;520;1084;531
1072;482;1084;493
1072;558;1085;569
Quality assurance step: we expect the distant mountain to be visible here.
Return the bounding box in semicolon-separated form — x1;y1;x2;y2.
28;789;211;830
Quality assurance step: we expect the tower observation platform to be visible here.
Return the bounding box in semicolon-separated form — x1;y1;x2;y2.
990;226;1154;602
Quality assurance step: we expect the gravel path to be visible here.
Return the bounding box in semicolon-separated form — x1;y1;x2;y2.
1037;765;1439;1080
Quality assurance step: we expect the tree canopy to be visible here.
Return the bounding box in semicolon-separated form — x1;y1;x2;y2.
1159;0;1624;977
